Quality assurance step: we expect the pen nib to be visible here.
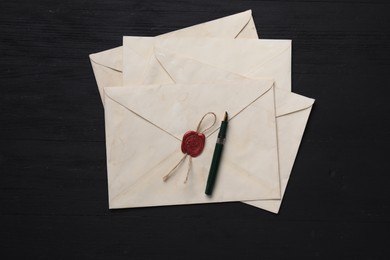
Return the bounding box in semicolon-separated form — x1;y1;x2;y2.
224;111;228;121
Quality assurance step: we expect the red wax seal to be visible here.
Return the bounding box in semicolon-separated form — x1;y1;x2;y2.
181;131;205;157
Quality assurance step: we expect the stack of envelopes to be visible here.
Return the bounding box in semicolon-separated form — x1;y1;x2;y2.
90;10;315;213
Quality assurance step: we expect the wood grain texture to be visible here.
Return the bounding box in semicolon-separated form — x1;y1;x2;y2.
1;0;389;259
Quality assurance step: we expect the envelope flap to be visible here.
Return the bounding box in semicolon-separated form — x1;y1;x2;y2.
155;38;291;76
104;80;274;140
89;46;123;72
275;89;315;117
122;10;255;85
122;10;254;66
153;47;313;117
160;10;253;39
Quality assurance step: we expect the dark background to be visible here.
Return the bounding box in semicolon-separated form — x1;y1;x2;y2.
1;0;389;259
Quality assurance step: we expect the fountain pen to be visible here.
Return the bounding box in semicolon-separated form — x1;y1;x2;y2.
205;111;228;195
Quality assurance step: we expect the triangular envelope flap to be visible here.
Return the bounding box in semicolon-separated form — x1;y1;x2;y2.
155;38;291;76
104;80;274;140
122;10;253;68
153;47;313;117
275;88;315;117
159;10;252;39
89;46;123;72
122;10;253;84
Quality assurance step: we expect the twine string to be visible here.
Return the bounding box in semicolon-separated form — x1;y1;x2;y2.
163;112;217;183
196;112;217;133
162;154;187;182
183;157;192;183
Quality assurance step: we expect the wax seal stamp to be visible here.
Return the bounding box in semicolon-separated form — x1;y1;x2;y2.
181;131;205;157
163;112;217;183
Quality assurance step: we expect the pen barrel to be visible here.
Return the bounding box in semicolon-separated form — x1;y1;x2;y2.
218;121;228;139
205;143;224;195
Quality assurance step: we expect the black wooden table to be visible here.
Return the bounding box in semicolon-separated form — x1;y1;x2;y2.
1;1;389;259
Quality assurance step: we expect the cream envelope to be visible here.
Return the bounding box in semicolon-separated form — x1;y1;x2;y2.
123;37;291;92
123;41;314;213
89;10;258;105
103;80;281;208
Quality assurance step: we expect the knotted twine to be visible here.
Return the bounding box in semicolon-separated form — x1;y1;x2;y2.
163;112;217;183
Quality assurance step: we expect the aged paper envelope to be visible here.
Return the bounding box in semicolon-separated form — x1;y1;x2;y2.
104;80;281;208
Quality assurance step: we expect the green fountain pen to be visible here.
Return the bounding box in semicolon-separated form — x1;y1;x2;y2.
205;111;228;196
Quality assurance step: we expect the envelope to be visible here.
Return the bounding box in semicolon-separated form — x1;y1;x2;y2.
104;80;281;208
89;10;258;105
122;38;314;213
